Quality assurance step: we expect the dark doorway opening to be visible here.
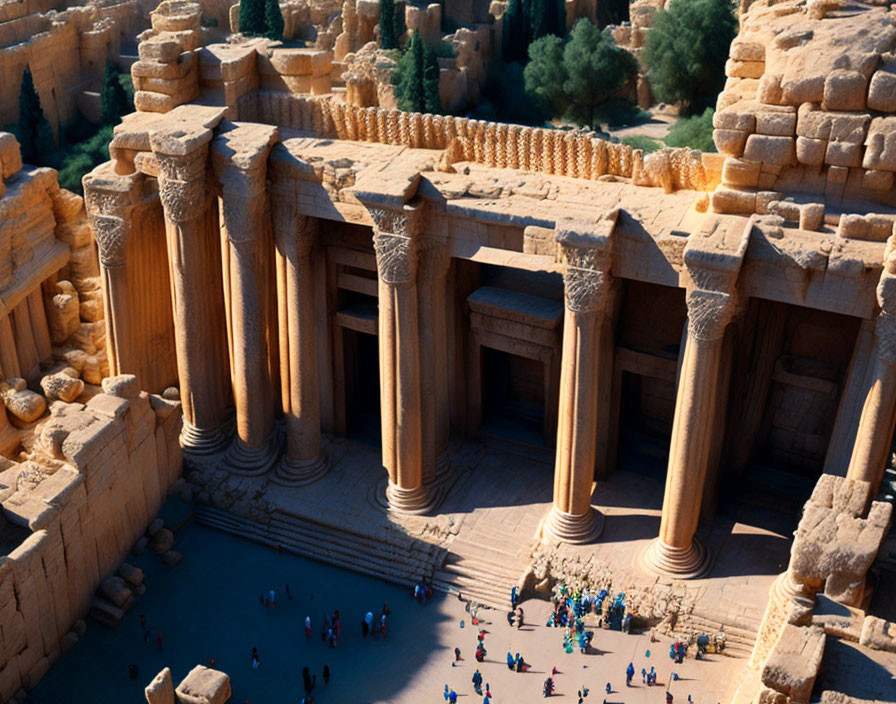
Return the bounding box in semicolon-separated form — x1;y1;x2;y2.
480;347;547;447
616;371;674;481
343;329;380;448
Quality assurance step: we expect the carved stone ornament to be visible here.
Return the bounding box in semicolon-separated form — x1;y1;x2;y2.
374;232;416;285
686;288;736;341
159;176;206;224
90;214;127;268
563;267;612;314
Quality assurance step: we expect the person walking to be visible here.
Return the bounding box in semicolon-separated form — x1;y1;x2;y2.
454;647;464;664
666;692;674;704
511;586;519;610
302;667;314;695
365;610;374;638
362;614;370;638
626;662;635;686
251;647;259;669
380;612;387;638
641;667;647;684
472;669;483;695
304;615;312;640
516;606;524;629
323;665;330;684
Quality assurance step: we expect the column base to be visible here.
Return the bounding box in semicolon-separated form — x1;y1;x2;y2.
385;482;433;515
221;434;279;476
271;454;329;487
771;572;816;608
181;419;232;456
543;506;604;544
640;538;711;579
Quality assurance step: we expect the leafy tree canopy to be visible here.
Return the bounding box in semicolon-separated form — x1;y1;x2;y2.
642;0;736;114
524;19;638;130
263;0;285;40
101;63;131;126
239;0;265;36
18;68;56;166
664;107;716;151
380;0;397;49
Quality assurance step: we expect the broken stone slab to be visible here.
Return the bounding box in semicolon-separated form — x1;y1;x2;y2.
760;624;826;702
99;576;133;608
118;562;144;587
859;615;896;653
145;667;175;704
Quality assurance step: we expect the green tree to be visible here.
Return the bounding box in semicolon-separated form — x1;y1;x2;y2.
239;0;264;35
380;0;397;49
422;41;442;114
101;63;131;125
527;0;564;44
393;30;426;112
643;0;736;114
524;19;638;129
502;0;526;63
393;0;406;46
664;107;716;151
17;68;56;165
263;0;284;39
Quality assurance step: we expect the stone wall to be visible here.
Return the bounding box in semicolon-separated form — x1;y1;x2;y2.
0;0;160;132
711;0;896;218
0;376;182;701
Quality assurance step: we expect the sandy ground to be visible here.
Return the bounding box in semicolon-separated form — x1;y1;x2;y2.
33;523;747;704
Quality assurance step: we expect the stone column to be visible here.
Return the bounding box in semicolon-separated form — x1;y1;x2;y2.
371;204;430;513
417;237;451;484
211;123;279;474
544;216;618;544
847;249;896;493
270;186;327;485
151;125;232;454
643;215;750;578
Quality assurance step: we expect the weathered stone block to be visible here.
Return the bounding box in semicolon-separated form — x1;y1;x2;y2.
146;667;175;704
868;69;896;112
743;135;795;166
714;129;749;156
760;624;825;702
823;70;868;111
722;157;761;188
727;59;765;79
175;665;231;704
756;110;796;137
795;137;826;166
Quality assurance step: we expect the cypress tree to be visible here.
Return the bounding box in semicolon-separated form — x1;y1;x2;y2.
393;0;406;47
393;30;425;112
380;0;397;49
263;0;284;40
422;41;442;114
502;0;525;63
17;68;56;165
101;63;131;125
239;0;264;35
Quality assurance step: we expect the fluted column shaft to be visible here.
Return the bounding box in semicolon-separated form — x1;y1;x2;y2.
152;126;231;454
212;125;278;473
418;239;451;484
847;258;896;493
643;214;750;578
371;205;429;513
271;196;326;482
544;217;618;543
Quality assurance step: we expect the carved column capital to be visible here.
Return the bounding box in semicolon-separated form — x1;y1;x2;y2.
151;126;213;225
90;215;128;268
686;288;737;341
557;212;617;315
369;204;423;286
82;168;147;269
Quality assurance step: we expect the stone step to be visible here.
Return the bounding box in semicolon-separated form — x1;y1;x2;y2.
440;571;517;595
448;538;526;564
269;513;444;569
194;507;438;589
683;611;761;640
431;576;508;612
442;556;522;583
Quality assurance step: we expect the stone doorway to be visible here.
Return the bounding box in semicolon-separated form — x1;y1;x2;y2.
340;326;381;448
480;347;548;447
614;369;675;481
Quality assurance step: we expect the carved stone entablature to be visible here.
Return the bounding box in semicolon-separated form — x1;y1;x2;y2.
556;210;618;314
686;288;737;341
682;215;752;294
374;231;417;286
368;205;423;240
877;242;896;364
89;214;127;268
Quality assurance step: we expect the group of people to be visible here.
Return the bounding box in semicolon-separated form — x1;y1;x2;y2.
413;582;433;604
361;603;390;639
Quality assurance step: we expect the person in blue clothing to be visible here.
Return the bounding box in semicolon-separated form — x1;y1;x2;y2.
472;669;483;695
506;652;515;670
511;586;519;610
626;662;635;686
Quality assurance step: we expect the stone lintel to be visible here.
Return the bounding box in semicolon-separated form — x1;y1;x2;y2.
683;214;753;293
210;121;279;177
556;208;620;272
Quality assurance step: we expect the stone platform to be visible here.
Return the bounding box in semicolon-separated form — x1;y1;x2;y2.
187;432;795;653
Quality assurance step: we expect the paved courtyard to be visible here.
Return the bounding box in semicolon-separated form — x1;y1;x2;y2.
32;523;748;704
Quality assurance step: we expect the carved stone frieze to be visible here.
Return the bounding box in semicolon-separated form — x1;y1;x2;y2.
89;214;127;268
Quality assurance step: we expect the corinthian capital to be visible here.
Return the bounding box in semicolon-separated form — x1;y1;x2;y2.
686;288;737;341
557;211;618;314
89;214;128;268
374;232;416;285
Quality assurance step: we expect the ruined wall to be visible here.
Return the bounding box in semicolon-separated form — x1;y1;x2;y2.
0;377;182;700
711;0;896;220
0;0;159;132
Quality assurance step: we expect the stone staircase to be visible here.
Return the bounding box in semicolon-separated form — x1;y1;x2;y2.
193;505;447;588
431;520;532;611
672;609;760;658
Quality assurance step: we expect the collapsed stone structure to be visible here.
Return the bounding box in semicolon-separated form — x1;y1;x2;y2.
738;474;893;704
0;0;163;130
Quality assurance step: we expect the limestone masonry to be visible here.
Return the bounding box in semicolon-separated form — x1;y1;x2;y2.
2;0;896;702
